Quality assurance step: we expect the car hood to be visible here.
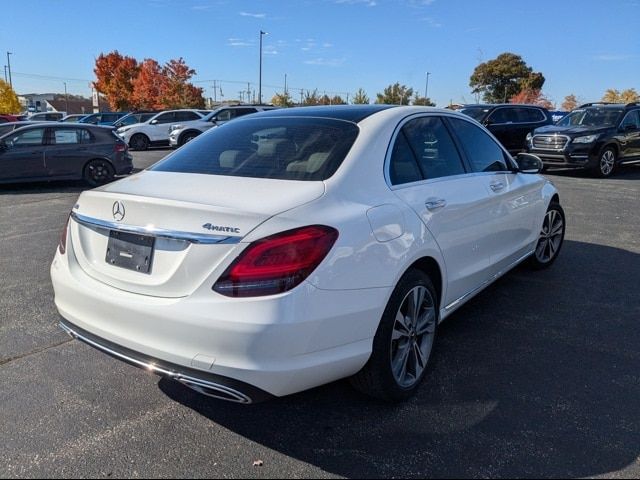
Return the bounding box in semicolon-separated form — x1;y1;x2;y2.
533;125;612;136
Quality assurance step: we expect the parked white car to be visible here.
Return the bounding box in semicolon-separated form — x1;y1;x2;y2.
51;106;565;403
116;109;205;150
168;105;278;148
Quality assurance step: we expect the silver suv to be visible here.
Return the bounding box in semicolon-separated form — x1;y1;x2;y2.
169;105;277;147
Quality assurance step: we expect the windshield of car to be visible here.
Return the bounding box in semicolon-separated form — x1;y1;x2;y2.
557;108;623;128
460;107;491;122
151;117;359;181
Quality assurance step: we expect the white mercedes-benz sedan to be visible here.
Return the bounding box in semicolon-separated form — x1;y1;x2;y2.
51;105;565;403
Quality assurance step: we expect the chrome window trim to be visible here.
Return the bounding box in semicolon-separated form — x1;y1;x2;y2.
70;212;242;245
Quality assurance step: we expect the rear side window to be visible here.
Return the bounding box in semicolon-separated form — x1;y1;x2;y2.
520;108;546;123
488;108;518;124
448;118;511;172
151;117;359;181
175;111;201;122
52;129;93;145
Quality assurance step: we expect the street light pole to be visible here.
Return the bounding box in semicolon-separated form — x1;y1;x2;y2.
7;52;13;88
3;65;7;83
425;71;431;100
258;30;267;104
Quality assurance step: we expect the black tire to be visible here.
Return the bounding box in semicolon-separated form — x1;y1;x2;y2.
83;159;115;187
130;133;150;151
350;269;438;402
592;146;617;178
526;202;566;270
180;132;199;146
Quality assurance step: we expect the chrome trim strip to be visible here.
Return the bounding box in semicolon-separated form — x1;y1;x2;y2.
444;250;534;312
70;212;242;245
59;322;252;404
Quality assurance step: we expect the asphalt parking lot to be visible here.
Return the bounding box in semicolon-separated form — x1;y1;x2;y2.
1;150;639;478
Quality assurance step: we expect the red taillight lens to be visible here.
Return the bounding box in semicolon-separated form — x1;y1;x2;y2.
58;215;70;254
213;225;339;297
115;142;127;153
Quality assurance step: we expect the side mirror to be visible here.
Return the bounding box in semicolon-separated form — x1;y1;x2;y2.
150;119;159;125
515;153;543;174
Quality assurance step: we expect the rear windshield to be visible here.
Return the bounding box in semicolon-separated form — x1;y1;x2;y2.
151;117;359;181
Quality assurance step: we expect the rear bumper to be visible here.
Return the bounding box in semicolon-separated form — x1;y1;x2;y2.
51;248;385;398
59;318;273;403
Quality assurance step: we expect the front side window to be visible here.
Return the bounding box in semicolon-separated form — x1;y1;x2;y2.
488;108;518;124
6;128;45;147
152;117;359;181
448;118;511;172
399;116;466;180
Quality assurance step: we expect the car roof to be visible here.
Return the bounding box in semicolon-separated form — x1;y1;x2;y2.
249;105;398;123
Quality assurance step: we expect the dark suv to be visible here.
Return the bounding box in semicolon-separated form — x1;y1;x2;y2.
459;104;553;154
526;102;640;177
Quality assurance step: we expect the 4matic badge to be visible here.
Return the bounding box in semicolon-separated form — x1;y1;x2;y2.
202;223;241;234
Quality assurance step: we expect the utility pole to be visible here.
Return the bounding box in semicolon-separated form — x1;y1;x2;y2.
64;82;69;114
213;80;217;103
300;89;304;106
258;30;267;104
3;65;6;82
247;82;251;103
425;71;431;100
6;52;13;88
284;74;287;96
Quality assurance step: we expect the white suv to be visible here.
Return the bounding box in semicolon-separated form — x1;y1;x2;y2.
169;105;277;148
116;109;205;151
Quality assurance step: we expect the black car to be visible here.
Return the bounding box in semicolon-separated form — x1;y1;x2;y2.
0;124;133;186
526;102;640;177
459;104;553;154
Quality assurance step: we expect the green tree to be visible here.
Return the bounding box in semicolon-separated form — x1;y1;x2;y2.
470;52;545;103
271;91;295;107
376;82;414;105
0;79;21;114
412;94;435;106
352;88;369;104
561;94;579;111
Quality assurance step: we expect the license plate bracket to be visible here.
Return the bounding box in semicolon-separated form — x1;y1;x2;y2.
106;230;155;274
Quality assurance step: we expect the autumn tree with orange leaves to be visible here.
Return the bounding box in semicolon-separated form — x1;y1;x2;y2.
94;51;204;110
93;51;140;111
509;89;554;110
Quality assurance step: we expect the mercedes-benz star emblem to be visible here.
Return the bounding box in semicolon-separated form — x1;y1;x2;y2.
112;201;126;222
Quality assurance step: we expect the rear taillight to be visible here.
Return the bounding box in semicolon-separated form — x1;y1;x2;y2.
58;215;70;254
115;142;127;153
213;225;338;297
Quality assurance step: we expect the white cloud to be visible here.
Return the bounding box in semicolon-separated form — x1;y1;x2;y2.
227;38;252;47
334;0;377;6
240;11;266;18
304;57;346;67
593;54;634;61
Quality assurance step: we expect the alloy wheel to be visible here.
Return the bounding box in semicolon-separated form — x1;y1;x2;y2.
535;208;564;264
599;150;615;176
390;286;436;388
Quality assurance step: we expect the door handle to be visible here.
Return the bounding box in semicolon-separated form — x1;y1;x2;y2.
490;182;505;192
425;198;447;211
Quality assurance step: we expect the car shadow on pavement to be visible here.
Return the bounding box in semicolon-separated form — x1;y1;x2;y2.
160;239;640;478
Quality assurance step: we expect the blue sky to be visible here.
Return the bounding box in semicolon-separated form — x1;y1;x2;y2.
1;0;639;107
